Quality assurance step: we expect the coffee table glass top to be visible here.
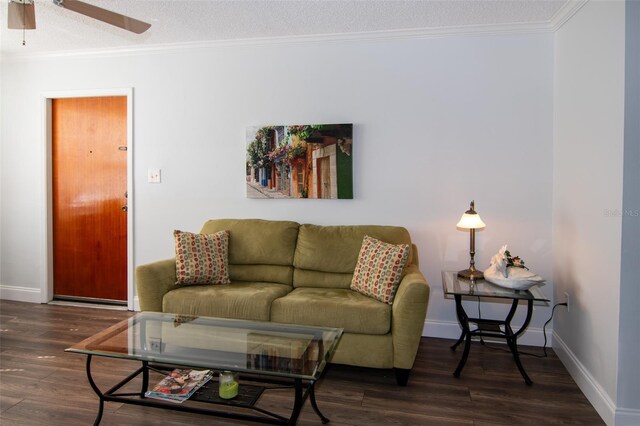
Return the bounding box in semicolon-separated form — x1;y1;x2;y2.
442;271;549;302
66;312;343;381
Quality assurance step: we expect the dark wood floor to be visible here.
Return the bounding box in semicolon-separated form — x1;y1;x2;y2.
0;300;603;425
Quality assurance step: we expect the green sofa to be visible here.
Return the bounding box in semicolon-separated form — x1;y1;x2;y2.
136;219;430;385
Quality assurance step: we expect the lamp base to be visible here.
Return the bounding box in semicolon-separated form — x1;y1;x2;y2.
457;269;484;282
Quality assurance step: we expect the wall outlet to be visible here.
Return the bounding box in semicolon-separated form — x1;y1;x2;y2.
149;338;162;352
564;292;570;312
148;168;161;183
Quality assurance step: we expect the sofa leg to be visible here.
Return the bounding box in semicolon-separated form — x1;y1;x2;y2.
394;368;411;386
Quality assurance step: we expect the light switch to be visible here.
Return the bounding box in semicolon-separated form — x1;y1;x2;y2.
148;168;161;183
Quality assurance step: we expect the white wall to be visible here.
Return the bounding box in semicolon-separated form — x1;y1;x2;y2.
617;0;640;420
552;1;628;424
1;34;554;341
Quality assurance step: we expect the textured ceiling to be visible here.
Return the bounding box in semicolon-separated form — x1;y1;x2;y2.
0;0;573;57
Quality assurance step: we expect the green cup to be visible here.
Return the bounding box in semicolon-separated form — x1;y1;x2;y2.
219;371;239;399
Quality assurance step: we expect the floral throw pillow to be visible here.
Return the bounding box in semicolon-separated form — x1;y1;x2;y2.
350;235;410;305
174;230;230;285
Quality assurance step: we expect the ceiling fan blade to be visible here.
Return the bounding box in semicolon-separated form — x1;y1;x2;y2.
8;0;36;30
53;0;151;34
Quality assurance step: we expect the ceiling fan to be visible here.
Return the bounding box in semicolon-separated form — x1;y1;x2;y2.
7;0;151;34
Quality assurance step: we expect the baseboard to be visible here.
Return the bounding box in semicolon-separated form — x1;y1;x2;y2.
616;408;640;425
553;331;614;425
423;318;551;347
0;284;42;303
0;285;138;311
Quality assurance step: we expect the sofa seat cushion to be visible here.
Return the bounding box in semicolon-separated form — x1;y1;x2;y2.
162;282;292;321
270;287;391;335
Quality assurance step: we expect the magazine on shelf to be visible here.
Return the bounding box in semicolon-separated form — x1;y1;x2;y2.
145;368;213;403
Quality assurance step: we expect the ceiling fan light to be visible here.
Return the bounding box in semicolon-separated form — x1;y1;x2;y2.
8;0;36;30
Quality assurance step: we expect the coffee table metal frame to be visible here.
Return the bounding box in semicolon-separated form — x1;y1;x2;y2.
66;312;343;426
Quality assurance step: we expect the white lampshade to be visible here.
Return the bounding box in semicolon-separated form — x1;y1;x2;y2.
456;212;486;229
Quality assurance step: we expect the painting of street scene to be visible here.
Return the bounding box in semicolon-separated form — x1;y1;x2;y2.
246;124;353;199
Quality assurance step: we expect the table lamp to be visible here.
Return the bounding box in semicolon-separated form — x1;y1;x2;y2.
457;200;486;282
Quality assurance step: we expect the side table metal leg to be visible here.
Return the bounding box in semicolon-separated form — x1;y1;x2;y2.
505;299;534;385
506;334;533;385
309;382;330;424
453;294;471;378
85;355;105;426
450;330;465;351
453;329;471;378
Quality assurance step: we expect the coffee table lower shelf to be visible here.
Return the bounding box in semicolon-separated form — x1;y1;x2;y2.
85;355;329;426
191;380;264;406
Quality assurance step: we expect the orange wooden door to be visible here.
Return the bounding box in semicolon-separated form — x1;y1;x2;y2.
52;96;127;302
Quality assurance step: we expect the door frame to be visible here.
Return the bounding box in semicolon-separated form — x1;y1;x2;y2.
41;88;135;310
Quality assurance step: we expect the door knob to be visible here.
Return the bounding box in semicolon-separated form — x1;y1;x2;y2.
122;206;128;212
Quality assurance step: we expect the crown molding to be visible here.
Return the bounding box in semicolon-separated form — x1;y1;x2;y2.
549;0;590;31
0;1;590;63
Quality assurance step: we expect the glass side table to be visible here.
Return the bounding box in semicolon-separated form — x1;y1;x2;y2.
442;271;550;385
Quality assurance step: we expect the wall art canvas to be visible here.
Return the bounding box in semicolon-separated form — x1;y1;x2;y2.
246;124;353;199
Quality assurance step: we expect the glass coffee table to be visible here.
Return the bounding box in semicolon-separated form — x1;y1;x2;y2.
66;312;343;425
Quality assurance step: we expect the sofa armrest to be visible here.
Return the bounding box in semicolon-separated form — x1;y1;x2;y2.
391;264;430;370
135;258;176;312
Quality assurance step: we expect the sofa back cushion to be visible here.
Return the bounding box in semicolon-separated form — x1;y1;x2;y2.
200;219;300;286
293;224;413;289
